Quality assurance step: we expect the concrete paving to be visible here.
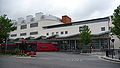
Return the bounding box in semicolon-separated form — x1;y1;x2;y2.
0;52;120;68
100;56;120;63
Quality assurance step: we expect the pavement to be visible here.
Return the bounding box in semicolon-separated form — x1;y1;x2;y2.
100;56;120;63
88;52;120;63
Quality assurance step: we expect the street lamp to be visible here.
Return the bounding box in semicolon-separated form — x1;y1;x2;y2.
5;38;8;54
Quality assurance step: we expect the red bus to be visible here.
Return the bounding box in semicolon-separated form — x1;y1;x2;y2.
0;40;59;54
36;41;59;51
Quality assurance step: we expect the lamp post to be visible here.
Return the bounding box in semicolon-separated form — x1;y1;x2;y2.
5;38;8;54
90;43;92;53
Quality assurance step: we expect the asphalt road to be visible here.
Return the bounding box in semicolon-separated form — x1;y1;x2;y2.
0;52;120;68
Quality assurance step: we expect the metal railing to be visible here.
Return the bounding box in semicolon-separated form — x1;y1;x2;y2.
106;49;120;60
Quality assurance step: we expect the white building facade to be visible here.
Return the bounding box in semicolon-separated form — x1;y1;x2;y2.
10;13;120;49
10;12;62;39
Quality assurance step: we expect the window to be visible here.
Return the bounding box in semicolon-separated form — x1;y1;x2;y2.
61;31;63;34
30;18;34;22
65;31;68;34
30;23;38;28
20;33;26;36
21;25;27;29
52;32;54;36
101;27;105;31
56;32;58;35
40;46;48;48
30;31;38;35
46;33;49;36
11;34;17;37
21;20;25;23
79;27;83;31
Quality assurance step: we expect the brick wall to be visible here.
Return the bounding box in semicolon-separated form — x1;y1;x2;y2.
61;15;71;24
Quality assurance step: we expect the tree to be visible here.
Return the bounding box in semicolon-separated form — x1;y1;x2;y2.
79;25;92;53
79;25;92;45
0;14;16;43
111;5;120;39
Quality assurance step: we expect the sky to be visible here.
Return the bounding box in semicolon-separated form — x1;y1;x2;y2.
0;0;120;21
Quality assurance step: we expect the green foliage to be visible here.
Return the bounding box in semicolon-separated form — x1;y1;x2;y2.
111;5;120;39
0;14;16;43
79;25;92;45
15;48;20;54
16;52;25;55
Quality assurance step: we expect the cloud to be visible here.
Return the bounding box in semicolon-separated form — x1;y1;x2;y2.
71;0;117;21
0;0;120;21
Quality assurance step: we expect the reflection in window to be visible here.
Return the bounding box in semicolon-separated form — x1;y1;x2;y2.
79;27;84;31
